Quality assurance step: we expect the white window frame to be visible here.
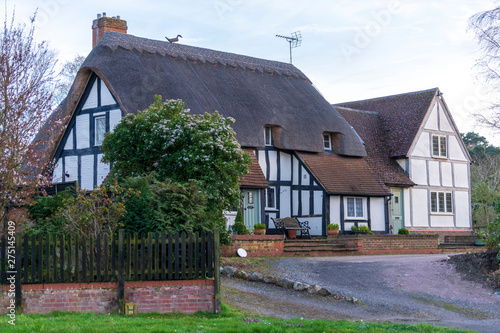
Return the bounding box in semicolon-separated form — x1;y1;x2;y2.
265;187;276;209
344;197;366;219
264;126;272;146
323;134;332;151
94;115;106;146
432;135;447;158
430;191;453;214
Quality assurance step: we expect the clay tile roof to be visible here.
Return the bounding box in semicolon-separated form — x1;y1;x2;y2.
297;152;390;196
239;150;268;188
335;88;437;157
336;107;414;187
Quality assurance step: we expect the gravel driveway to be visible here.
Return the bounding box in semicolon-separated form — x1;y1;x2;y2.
222;254;500;333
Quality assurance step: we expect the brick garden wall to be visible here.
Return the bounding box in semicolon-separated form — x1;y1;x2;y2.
407;229;473;243
221;235;285;257
0;280;214;315
334;234;440;255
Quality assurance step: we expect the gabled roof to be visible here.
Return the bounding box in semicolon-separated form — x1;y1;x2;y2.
239;150;268;188
336;106;414;187
46;31;366;161
297;152;390;196
335;88;438;157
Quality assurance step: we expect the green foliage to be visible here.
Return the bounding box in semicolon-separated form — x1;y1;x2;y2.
101;96;251;240
480;202;500;250
232;208;250;235
398;228;409;235
119;174;210;234
327;223;339;230
25;188;74;235
253;223;266;229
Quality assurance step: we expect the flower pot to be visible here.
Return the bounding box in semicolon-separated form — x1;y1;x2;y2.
327;229;339;236
287;229;297;239
253;229;266;235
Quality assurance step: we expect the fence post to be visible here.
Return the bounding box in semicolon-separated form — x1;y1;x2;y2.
213;229;221;314
15;233;22;313
117;229;125;315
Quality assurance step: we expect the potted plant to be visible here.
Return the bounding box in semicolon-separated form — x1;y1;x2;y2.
253;223;266;235
327;223;339;236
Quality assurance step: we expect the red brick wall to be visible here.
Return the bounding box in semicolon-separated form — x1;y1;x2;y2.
0;280;214;315
221;235;284;257
335;234;440;255
408;229;473;243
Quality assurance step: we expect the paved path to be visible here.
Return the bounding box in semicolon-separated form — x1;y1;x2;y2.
222;254;500;333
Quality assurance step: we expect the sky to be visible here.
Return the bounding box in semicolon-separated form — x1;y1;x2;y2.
9;0;500;144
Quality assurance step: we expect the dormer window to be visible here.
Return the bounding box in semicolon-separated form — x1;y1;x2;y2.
264;126;272;146
432;135;447;158
323;134;332;150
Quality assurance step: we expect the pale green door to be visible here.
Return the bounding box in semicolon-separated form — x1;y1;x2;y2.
243;190;260;229
391;188;404;234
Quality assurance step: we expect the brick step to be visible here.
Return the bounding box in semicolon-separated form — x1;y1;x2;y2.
284;238;328;243
439;244;482;249
284;243;344;249
284;246;355;252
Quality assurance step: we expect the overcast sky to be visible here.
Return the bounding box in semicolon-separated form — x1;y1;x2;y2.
11;0;500;144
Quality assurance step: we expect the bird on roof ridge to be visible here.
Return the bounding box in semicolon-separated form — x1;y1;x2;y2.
165;35;183;43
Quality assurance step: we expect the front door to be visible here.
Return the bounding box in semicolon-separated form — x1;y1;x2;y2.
243;190;260;229
391;188;404;234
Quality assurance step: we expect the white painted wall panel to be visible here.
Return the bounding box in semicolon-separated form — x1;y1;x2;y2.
441;162;453;187
292;156;299;185
101;83;115;106
411;189;429;227
455;191;471;228
403;188;411;227
80;155;94;190
329;196;341;225
302;216;321;236
396;159;406;172
76;114;90;149
97;154;110;186
370;197;385;231
64;156;78;182
412;132;430;158
109;109;122;132
301;166;310;185
344;222;355;232
424;103;438;130
301;191;310;215
268;150;277;181
431;215;454;227
428;161;440;186
439;106;453;132
280;152;292;181
454;163;469;188
280;186;291;217
410;159;427;185
292;190;299;216
449;136;468;161
64;129;73;151
82;81;98;110
52;158;63;183
313;191;323;215
258;150;267;178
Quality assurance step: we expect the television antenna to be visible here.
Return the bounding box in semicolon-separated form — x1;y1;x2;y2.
276;31;302;64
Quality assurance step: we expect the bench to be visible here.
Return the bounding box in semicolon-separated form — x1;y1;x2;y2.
271;217;311;239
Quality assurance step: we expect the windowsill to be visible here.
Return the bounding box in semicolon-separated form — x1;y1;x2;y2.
431;155;448;160
344;217;367;220
265;208;278;211
430;212;453;216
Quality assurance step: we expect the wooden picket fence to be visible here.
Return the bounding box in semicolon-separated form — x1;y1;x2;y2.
0;230;217;285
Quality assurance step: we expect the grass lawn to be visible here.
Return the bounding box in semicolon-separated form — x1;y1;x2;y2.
0;303;475;333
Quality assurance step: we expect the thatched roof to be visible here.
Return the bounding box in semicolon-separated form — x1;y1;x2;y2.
335;88;438;157
47;31;366;161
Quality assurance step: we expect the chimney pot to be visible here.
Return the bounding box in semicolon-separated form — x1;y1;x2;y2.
103;12;106;17
97;14;101;19
117;15;120;19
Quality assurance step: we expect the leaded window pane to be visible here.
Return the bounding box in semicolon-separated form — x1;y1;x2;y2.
347;198;355;217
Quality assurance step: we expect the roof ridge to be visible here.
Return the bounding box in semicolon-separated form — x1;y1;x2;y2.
335;87;438;105
334;105;380;115
97;31;309;80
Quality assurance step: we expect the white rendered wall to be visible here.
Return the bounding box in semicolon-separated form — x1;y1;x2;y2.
455;191;471;228
454;163;469;188
101;84;115;106
64;129;73;150
280;186;291;217
301;191;310;215
76;115;90;149
82;81;98;110
64;156;78;182
280;152;292;181
410;159;427;185
411;188;429;227
268;150;277;181
314;191;323;215
431;215;454;228
370;197;385;231
97;154;110;186
304;217;322;236
80;155;94;190
329;196;341;226
52;158;63;183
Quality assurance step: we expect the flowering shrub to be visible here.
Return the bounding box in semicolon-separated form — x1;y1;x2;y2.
101;96;251;242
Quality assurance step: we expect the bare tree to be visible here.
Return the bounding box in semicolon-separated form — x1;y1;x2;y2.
0;11;63;224
53;54;85;106
469;6;500;133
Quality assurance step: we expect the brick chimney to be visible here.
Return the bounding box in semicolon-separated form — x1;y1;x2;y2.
92;13;127;48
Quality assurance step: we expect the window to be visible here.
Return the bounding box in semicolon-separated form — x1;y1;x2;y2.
247;192;254;205
346;197;364;218
265;187;276;209
264;126;272;146
323;134;331;150
432;135;447;158
94;116;106;146
431;191;452;213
